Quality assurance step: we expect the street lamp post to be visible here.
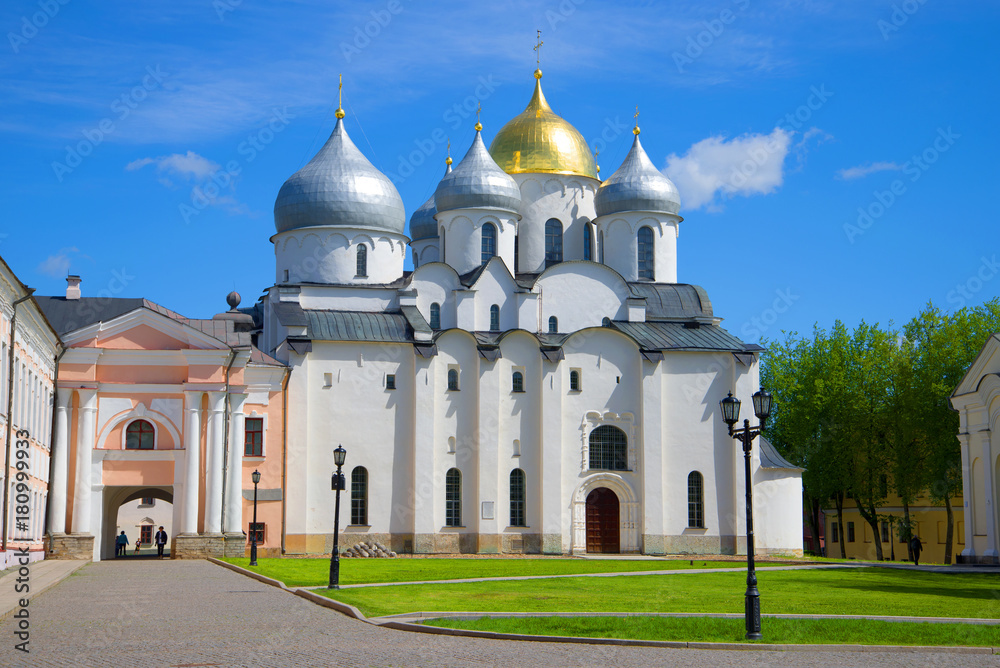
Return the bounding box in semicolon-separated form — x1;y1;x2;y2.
249;469;261;566
329;445;347;589
719;388;773;641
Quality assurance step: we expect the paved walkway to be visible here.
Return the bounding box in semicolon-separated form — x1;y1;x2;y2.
0;560;995;667
0;559;86;620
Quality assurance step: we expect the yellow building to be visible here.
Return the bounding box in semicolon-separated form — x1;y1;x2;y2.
824;492;964;564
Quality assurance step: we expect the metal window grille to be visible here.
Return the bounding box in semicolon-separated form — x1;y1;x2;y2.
638;226;655;280
545;219;563;267
548;316;558;333
481;223;497;264
447;369;459;391
512;371;524;393
509;469;526;527
140;525;152;544
490;305;500;331
429;303;441;330
249;522;265;544
385;374;396;390
356;245;368;276
351;466;368;525
583;223;592;261
446;468;462;526
687;471;704;528
588;425;628;471
244;418;264;456
125;420;154;450
570;370;580;391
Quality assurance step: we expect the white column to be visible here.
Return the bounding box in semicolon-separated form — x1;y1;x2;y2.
181;391;202;534
71;389;97;534
412;359;437;549
540;361;564;553
958;431;976;559
48;390;71;534
204;391;226;534
981;429;998;558
223;393;247;534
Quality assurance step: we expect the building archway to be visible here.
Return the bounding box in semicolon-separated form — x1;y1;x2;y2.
100;486;175;561
586;487;620;553
571;472;640;554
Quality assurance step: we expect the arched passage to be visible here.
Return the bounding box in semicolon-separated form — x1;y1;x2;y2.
586;487;620;553
101;486;175;561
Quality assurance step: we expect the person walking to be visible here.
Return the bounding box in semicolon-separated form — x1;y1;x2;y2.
154;526;168;559
909;535;923;566
115;531;129;557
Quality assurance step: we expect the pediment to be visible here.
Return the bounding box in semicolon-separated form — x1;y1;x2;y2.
63;308;229;351
953;333;1000;397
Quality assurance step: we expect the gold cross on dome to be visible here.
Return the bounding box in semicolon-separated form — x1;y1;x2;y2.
534;30;543;65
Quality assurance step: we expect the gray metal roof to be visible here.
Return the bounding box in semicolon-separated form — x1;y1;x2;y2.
595;134;681;217
35;297;186;335
627;283;712;320
434;130;521;214
409;163;450;242
273;117;406;235
759;437;804;471
304;310;412;343
610;321;748;352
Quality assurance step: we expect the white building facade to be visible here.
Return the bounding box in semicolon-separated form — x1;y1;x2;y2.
259;70;803;556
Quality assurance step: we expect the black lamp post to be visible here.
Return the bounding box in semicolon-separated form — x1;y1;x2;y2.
720;388;772;641
329;445;347;589
249;469;261;566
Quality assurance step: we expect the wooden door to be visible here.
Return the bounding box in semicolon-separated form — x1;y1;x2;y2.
586;487;620;553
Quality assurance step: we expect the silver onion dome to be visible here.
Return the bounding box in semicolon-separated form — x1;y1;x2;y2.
434;130;521;214
274;118;406;235
409;162;451;241
595;134;681;217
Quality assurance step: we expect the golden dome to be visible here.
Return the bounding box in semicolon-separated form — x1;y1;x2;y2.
488;72;597;180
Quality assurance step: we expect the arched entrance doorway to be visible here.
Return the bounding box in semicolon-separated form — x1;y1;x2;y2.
100;486;175;561
586;487;620;553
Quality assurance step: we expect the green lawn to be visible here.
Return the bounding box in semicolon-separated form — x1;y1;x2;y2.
323;568;1000;619
220;556;780;587
423;615;1000;647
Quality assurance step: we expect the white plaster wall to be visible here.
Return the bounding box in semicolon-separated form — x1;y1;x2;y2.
274;228;407;285
411;240;439;268
438;210;517;276
497;333;544;529
297;286;397;312
410;263;461;331
594;213;679;283
755;469;803;553
468;263;519;332
513;174;599;273
536;263;630;332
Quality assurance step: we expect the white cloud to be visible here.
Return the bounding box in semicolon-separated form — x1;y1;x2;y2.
37;247;80;278
126;151;220;181
836;161;902;180
663;128;792;210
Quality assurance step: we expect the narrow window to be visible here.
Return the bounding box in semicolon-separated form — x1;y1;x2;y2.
602;317;611;327
244;417;264;456
545;219;563;268
447;368;459;391
351;466;368;525
548;316;558;333
490;304;500;332
847;522;856;543
481;223;497;264
446;468;462;526
385;374;396;390
125;420;155;450
429;302;441;330
688;471;704;528
413;250;419;268
512;371;524;393
140;525;152;544
356;244;368;277
832;522;839;543
583;223;593;261
514;233;519;272
569;369;581;391
249;522;265;544
588;425;628;471
440;228;446;261
638;226;654;280
880;521;889;543
509;468;526;527
598;230;605;263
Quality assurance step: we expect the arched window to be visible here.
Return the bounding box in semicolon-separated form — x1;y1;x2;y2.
440;228;446;261
569;369;581;391
598;229;605;263
638;226;654;280
514;233;520;272
548;316;558;333
125;419;154;450
490;304;500;332
688;471;704;528
356;244;368;277
512;371;524;393
509;468;526;527
413;250;419;268
481;223;497;264
429;302;441;330
583;222;593;261
545;219;563;267
447;368;459;391
602;317;611;327
351;466;368;525
446;468;462;526
588;425;628;471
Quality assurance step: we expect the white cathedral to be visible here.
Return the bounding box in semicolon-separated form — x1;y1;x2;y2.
259;68;803;556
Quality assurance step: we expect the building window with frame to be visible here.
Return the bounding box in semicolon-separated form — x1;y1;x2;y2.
687;471;704;528
548;316;558;333
140;525;152;545
139;497;154;507
249;522;265;545
588;424;628;471
245;418;264;456
880;521;890;543
569;369;581;391
583;222;593;261
490;304;500;332
831;522;839;543
412;250;419;268
638;226;655;280
511;371;524;393
481;222;497;264
598;230;605;263
125;420;155;450
356;244;368;277
509;468;526;527
445;468;462;526
847;521;856;543
447;368;459;391
385;374;396;390
351;466;368;525
545;219;563;267
429;302;441;330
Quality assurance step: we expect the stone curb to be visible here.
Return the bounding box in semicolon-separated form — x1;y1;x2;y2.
0;560;88;622
206;560;1000;655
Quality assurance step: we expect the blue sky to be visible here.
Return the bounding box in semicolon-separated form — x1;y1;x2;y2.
2;0;997;345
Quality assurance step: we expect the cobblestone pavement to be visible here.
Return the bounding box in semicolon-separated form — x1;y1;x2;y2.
1;560;995;668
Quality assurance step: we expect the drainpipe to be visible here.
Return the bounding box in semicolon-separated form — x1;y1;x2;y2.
218;349;236;538
43;345;67;545
280;366;290;555
2;289;36;552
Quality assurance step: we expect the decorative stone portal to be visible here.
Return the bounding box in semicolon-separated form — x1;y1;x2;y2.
586;488;619;553
571;472;640;554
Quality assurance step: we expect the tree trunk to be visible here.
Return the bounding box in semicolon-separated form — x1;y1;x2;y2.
856;497;884;561
805;496;821;554
835;492;846;559
902;500;913;562
944;494;954;565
